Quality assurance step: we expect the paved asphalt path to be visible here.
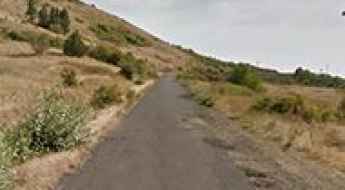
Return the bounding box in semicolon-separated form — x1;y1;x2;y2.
57;75;253;190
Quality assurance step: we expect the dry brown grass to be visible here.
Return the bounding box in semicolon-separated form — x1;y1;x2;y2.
0;55;128;126
186;79;345;173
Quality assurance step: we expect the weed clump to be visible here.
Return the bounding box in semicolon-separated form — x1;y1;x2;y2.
88;44;122;65
7;30;63;50
61;68;78;87
2;92;90;163
118;53;157;83
91;85;123;109
253;95;338;123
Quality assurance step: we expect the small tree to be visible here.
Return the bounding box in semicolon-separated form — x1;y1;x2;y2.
63;30;87;57
38;4;50;28
60;8;71;34
26;0;38;22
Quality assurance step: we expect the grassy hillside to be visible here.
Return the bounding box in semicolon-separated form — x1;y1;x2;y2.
2;0;345;189
0;0;189;189
177;55;345;188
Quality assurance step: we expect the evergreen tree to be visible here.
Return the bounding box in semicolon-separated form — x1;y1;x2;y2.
49;7;60;25
60;8;71;34
26;0;38;22
48;7;64;33
63;31;87;57
38;4;50;28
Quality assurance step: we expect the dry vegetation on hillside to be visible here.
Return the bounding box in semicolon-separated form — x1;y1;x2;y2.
0;0;189;189
178;58;345;189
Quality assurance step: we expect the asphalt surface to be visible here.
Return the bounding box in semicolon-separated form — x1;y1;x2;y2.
57;75;253;190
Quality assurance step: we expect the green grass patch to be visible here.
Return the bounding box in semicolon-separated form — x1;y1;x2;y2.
6;30;63;49
89;23;149;46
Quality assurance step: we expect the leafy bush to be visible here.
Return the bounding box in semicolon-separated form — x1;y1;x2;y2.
195;93;214;107
227;64;263;91
2;92;90;162
190;89;214;107
63;31;88;57
252;97;274;112
91;85;123;109
118;53;156;82
88;44;122;65
0;166;12;190
0;132;13;190
61;68;78;87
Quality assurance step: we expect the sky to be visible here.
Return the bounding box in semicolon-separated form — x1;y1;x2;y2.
82;0;345;76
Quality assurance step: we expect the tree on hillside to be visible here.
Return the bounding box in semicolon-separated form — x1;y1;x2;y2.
26;0;38;22
49;7;64;33
63;30;87;57
60;8;71;34
38;4;50;28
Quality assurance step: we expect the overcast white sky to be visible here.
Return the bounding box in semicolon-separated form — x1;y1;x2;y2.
82;0;345;75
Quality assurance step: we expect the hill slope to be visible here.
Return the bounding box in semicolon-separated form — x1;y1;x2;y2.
0;0;188;68
0;0;190;189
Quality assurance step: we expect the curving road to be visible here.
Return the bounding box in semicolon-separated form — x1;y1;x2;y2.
57;74;253;190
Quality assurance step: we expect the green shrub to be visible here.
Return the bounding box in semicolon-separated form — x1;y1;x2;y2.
88;44;122;65
91;85;123;109
89;23;149;46
26;0;38;22
0;132;13;190
123;32;146;46
63;31;88;57
227;64;263;91
252;95;339;123
38;5;71;34
3;92;90;162
0;166;12;190
118;53;156;82
89;23;122;43
190;89;214;107
7;30;63;49
294;67;345;89
253;95;305;114
270;97;296;114
61;68;78;87
252;97;274;111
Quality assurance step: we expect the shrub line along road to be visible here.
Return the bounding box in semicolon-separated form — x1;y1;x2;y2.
57;74;253;190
